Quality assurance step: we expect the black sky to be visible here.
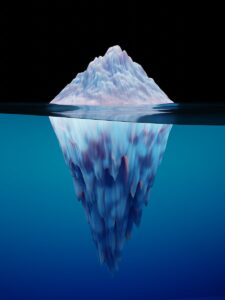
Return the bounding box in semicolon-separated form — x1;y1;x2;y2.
0;3;224;103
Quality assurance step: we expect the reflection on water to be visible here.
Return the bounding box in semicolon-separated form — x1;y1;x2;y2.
50;117;172;270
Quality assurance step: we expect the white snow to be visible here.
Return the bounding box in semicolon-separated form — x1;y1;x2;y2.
51;45;173;105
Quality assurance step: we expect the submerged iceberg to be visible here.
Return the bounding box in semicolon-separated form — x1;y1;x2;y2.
51;45;172;105
50;117;171;270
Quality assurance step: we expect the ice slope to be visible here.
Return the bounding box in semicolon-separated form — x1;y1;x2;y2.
51;46;172;105
50;117;171;270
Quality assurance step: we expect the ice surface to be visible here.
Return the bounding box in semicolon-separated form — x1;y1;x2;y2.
51;45;172;105
50;117;171;270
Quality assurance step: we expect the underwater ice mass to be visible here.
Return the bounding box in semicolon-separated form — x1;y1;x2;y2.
50;117;171;270
51;45;172;106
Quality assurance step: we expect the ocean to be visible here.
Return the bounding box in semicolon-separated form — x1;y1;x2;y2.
0;108;225;300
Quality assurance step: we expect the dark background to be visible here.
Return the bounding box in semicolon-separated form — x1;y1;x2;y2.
0;4;224;103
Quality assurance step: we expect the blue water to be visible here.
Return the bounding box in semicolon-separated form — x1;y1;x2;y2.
0;114;225;300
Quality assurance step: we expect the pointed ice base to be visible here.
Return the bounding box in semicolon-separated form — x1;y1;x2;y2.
50;117;172;270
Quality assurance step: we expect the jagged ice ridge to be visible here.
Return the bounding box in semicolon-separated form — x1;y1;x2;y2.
51;45;172;105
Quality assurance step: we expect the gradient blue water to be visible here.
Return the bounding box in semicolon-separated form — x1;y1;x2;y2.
0;114;225;300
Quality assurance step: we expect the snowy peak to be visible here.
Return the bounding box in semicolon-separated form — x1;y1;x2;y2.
102;45;125;58
103;45;131;66
106;45;123;54
51;45;172;105
86;46;133;75
102;45;129;63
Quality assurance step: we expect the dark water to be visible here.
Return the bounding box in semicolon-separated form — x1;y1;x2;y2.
0;105;225;299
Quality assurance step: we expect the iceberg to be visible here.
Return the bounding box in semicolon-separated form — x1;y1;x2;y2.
51;45;172;106
50;117;172;270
